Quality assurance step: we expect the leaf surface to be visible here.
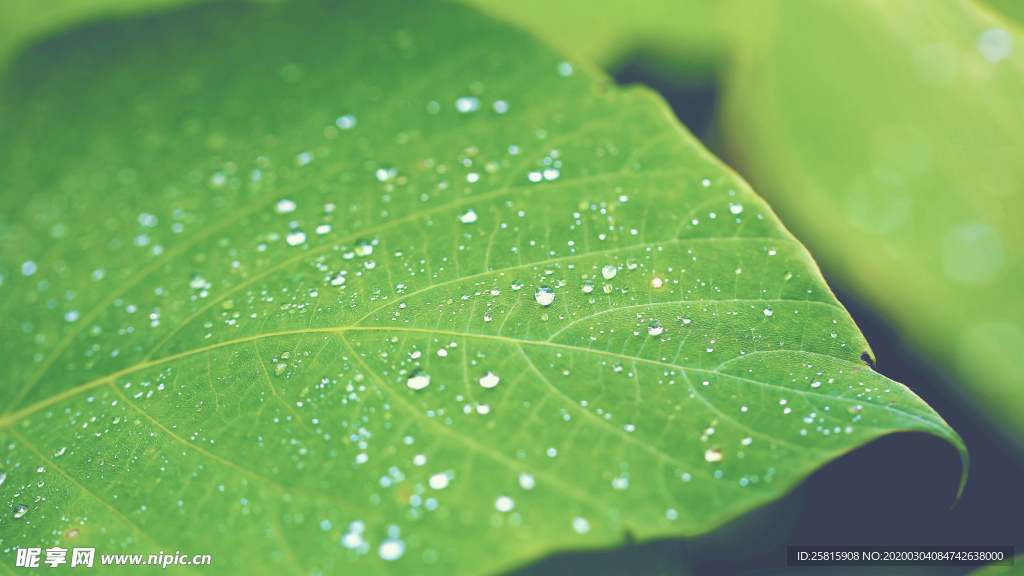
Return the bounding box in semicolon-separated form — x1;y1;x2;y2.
0;1;965;574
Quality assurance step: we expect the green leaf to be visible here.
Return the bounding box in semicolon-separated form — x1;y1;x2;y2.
0;1;965;574
465;0;1024;449
718;0;1024;447
969;559;1022;575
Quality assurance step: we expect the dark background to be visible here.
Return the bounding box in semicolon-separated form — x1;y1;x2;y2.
510;61;1024;576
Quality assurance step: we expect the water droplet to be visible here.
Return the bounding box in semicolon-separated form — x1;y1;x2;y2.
407;370;431;391
493;100;509;114
704;447;723;462
519;473;535;490
558;62;574;77
602;265;618;280
331;274;346;286
456;97;480;113
479;372;500;388
535;286;555;307
651;277;663;289
581;279;594;293
13;505;28;519
459;209;478;224
275;199;296;213
572;517;590;534
763;307;773;316
811;380;822;388
336;115;356;129
848;405;863;414
729;203;743;214
379;539;405;561
494;496;515;512
648;321;664;336
286;231;306;246
429;473;450;489
355;241;373;257
511;281;524;291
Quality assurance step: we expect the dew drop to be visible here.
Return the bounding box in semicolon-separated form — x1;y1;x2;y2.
581;279;594;293
704;447;723;462
379;539;405;561
494;496;515;512
763;307;773;316
13;505;28;519
429;473;450;489
572;517;590;534
648;322;664;336
285;231;306;246
355;241;374;257
729;203;743;215
535;286;555;307
602;265;618;280
479;372;500;389
651;277;663;289
407;370;431;391
519;473;536;490
459;209;478;224
275;199;296;213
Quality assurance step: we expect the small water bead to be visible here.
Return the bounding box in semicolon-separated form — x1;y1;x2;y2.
626;258;638;270
729;203;744;214
315;224;331;235
479;372;500;388
493;100;509;113
14;505;28;519
331;275;346;286
648;322;664;336
336;115;356;129
811;380;822;388
414;455;427;466
459;209;478;224
355;241;373;257
558;62;574;77
511;281;524;291
704;447;723;462
572;517;590;534
494;496;515;512
602;265;618;280
379;539;405;561
651;277;663;289
429;473;450;489
466;173;480;183
456;97;480;112
581;279;594;293
763;307;773;316
407;370;431;390
535;286;555;306
275;199;297;213
285;231;306;246
437;349;448;357
741;437;753;446
519;473;536;490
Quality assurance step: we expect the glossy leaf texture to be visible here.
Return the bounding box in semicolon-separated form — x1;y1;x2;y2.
0;1;966;575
